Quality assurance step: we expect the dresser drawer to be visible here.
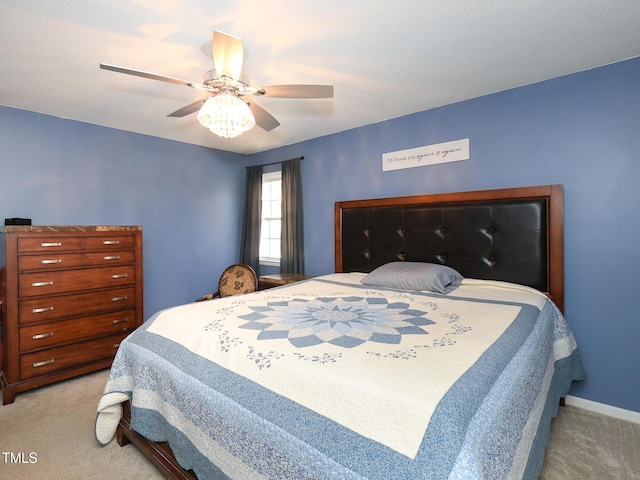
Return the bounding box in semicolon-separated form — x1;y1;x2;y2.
19;331;129;380
19;308;137;351
18;253;84;271
19;265;135;297
82;250;135;267
18;250;135;271
84;236;135;250
19;286;137;324
18;237;83;253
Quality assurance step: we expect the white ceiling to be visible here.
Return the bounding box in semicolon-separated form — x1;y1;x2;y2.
2;0;640;155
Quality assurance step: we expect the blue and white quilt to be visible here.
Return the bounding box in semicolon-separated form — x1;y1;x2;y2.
96;273;584;480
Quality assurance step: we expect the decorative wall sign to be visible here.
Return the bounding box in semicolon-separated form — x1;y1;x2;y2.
382;138;470;172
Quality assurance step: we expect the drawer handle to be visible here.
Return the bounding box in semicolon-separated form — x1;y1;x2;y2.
32;332;54;340
103;255;121;261
111;296;128;302
112;318;128;325
103;240;120;245
111;274;128;279
32;306;54;314
33;359;55;368
31;281;54;287
40;242;62;247
41;259;62;264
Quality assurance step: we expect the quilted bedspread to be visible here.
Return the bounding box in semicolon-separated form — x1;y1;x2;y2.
96;273;584;480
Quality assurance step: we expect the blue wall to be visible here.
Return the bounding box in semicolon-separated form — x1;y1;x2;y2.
2;56;638;414
0;107;247;317
250;57;640;413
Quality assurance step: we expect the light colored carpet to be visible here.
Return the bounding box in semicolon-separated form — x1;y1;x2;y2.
0;370;163;480
1;369;639;479
539;404;640;480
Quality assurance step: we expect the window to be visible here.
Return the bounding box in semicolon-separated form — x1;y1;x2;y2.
259;171;281;266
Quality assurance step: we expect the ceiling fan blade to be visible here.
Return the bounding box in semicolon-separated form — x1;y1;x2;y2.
167;99;206;117
248;102;280;132
100;63;206;89
258;84;334;98
212;30;243;81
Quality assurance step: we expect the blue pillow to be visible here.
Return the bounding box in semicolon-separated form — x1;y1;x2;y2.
361;262;463;294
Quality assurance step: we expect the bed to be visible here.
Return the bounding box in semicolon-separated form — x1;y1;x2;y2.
95;184;585;479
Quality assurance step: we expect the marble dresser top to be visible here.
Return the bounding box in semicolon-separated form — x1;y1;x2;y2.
2;225;142;233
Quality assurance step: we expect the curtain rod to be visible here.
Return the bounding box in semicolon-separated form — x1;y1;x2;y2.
246;156;304;169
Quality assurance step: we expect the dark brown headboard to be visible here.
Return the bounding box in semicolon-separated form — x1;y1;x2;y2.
335;185;564;311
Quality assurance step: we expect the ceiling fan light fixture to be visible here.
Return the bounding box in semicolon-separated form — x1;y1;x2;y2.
100;31;333;138
197;92;256;138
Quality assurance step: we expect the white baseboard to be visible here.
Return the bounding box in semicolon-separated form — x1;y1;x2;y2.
565;395;640;424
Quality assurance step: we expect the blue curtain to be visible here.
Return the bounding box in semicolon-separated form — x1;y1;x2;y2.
240;165;262;276
280;158;304;273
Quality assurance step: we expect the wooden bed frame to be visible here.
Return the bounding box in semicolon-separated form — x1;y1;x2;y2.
117;401;197;480
116;184;564;479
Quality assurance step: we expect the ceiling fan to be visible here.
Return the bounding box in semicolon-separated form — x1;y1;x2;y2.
100;30;334;138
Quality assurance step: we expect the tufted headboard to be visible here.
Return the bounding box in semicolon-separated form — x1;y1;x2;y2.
335;185;564;311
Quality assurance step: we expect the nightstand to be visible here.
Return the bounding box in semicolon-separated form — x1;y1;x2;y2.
258;273;314;290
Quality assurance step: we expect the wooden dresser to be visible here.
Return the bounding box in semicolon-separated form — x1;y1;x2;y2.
0;226;143;404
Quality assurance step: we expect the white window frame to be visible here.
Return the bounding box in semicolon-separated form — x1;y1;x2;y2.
259;170;282;267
